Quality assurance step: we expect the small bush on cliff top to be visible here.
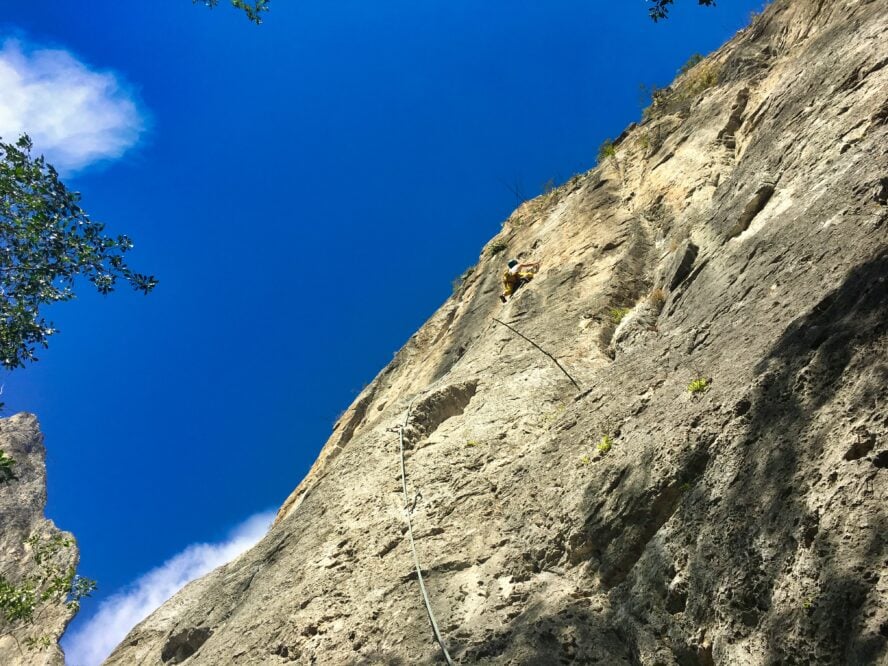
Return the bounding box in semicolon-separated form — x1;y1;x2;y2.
640;58;721;122
452;266;474;295
488;241;508;256
683;61;721;95
0;533;96;648
541;178;557;195
678;53;704;76
597;139;616;164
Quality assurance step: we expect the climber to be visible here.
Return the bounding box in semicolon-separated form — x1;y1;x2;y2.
500;258;541;303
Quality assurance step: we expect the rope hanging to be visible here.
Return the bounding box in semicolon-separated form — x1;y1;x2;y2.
397;402;455;665
492;317;582;391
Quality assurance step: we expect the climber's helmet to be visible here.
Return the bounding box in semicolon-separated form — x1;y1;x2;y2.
507;259;518;269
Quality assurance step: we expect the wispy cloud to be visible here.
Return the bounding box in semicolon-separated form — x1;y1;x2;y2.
62;510;274;666
0;37;146;174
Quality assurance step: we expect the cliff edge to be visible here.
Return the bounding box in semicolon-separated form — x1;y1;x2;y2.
107;0;888;663
0;414;80;665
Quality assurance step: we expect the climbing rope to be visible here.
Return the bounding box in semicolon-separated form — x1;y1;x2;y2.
397;401;455;666
492;317;583;391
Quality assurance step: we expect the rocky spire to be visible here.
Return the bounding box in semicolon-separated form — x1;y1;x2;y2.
0;414;80;666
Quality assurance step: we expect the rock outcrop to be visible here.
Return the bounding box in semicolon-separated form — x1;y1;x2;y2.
0;414;79;665
106;0;888;663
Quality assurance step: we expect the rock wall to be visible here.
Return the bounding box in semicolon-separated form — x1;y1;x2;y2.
106;0;888;663
0;414;79;666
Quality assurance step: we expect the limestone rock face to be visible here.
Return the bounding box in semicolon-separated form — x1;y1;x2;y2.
106;0;888;663
0;414;79;666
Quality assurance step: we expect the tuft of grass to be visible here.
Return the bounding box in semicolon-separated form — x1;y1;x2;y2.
682;61;721;98
678;53;704;76
506;213;527;228
0;450;16;484
597;139;616;164
746;3;772;27
637;133;651;152
488;241;508;256
610;307;631;325
539;403;566;428
648;288;667;308
452;266;475;295
579;454;591;466
641;59;722;122
688;378;710;394
597;435;613;455
640;85;669;122
465;440;480;448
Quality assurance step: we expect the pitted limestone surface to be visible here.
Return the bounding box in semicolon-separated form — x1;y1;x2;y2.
105;1;888;663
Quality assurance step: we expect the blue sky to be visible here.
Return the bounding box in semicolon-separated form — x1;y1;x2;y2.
0;0;766;662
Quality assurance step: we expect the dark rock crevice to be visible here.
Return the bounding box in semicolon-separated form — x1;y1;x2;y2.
407;381;478;443
161;627;213;664
728;182;776;237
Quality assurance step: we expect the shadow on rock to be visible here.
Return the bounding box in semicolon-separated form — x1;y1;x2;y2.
685;249;888;663
456;596;633;665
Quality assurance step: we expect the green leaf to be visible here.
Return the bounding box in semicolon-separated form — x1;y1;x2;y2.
0;134;157;369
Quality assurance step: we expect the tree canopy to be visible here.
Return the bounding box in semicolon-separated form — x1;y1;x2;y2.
197;0;714;24
0;134;128;649
195;0;270;24
0;135;157;369
648;0;717;21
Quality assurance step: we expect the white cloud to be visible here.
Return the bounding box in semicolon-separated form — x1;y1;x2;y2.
62;510;275;666
0;37;146;173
